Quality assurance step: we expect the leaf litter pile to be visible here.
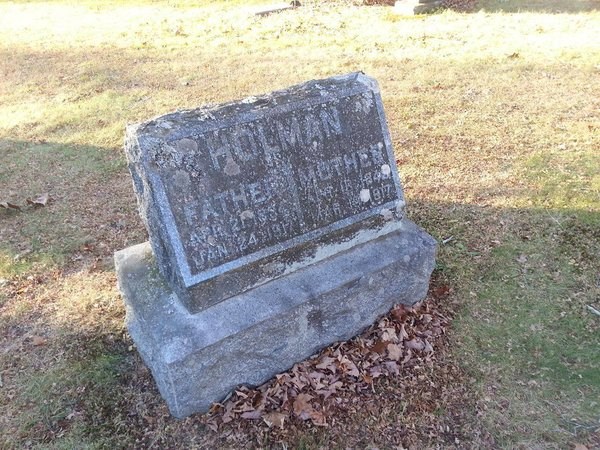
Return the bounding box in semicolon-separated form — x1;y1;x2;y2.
209;302;443;429
192;285;488;448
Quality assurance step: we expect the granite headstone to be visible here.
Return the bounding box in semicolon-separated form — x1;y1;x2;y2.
115;72;436;418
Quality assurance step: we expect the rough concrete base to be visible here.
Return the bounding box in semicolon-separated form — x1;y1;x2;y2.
115;219;436;418
394;0;444;14
414;1;444;13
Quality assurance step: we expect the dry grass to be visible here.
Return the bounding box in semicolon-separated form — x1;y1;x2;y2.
1;0;599;448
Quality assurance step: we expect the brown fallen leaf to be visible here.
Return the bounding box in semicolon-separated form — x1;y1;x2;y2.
205;419;218;432
222;402;235;424
0;201;21;210
391;304;411;322
432;284;451;298
240;409;262;420
316;380;342;399
423;340;434;353
573;444;588;450
262;411;286;429
315;356;337;372
307;371;326;390
208;403;223;414
235;388;249;399
26;192;50;207
398;323;409;341
361;373;373;384
387;343;403;361
293;393;315;420
405;338;425;351
384;361;400;375
421;314;433;324
275;373;291;384
338;356;360;377
290;374;307;390
381;327;397;342
369;365;384;378
371;339;388;354
32;336;46;346
309;408;327;426
431;326;444;337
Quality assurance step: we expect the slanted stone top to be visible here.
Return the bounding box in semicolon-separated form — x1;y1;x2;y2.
125;72;405;306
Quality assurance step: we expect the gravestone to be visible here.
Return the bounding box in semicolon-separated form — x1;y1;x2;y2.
394;0;444;15
115;72;436;418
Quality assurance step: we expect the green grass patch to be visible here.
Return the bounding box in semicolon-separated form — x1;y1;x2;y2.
477;0;600;13
0;249;59;279
0;140;126;276
0;140;122;186
454;213;599;446
17;353;128;447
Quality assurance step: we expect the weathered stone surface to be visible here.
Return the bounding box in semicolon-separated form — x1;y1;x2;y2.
125;73;407;313
394;0;444;14
255;2;299;16
115;219;436;418
414;0;444;13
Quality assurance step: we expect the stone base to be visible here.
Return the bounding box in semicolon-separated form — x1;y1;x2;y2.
115;220;436;418
414;1;444;13
394;0;444;14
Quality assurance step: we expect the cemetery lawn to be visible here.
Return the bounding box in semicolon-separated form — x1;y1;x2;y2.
0;0;598;448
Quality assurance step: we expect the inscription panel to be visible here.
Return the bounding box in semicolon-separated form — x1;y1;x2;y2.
128;73;404;287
